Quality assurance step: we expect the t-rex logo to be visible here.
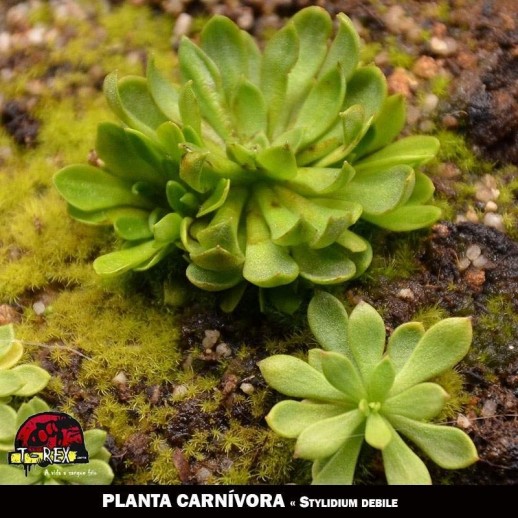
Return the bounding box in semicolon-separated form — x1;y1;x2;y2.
8;412;88;476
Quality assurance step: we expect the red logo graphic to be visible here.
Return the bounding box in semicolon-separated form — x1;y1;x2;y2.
8;412;89;476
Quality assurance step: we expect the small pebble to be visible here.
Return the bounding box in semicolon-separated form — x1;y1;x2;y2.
429;36;458;56
466;244;481;261
437;163;461;178
406;105;421;125
172;13;192;44
172;384;188;398
202;329;220;349
472;255;489;269
240;382;255;395
32;301;46;316
481;399;497;417
483;213;504;232
412;55;440;79
465;208;479;223
112;371;127;385
457;414;472;429
422;93;439;114
387;67;418;97
485;201;498;212
0;304;19;325
195;467;212;484
215;343;232;358
464;268;485;289
397;288;415;301
383;6;406;33
442;114;459;128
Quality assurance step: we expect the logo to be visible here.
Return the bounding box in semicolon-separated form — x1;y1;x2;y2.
8;412;89;476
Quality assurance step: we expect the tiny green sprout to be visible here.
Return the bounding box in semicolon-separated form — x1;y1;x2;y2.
259;292;478;484
54;6;440;312
0;324;50;399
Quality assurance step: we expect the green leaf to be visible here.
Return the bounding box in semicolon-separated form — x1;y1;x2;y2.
11;365;50;396
200;16;247;102
307;291;349;355
254;184;305;246
285;7;332;110
342;165;415;216
179;37;230;139
84;429;107;457
242;30;261;84
266;285;303;315
285;165;352;197
365;412;392;449
348;302;386;381
256;145;297;181
295;409;364;459
197;179;230;218
353;94;406;158
261;22;299;137
0;465;38;485
54;165;152;212
292;245;357;285
296;67;345;148
231;80;267;138
406;172;436;205
53;459;114;485
186;264;242;292
383;382;448;421
114;212;153;241
0;325;15;358
0;371;23;397
389;415;478;469
219;283;247;313
319;13;360;81
354;136;440;173
146;57;181;122
343;66;387;122
27;396;50;414
156;122;185;165
243;210;299;288
103;72;168;137
266;400;345;438
179;81;201;136
93;240;162;277
258;355;347;402
336;229;368;253
363;205;442;231
0;404;16;442
312;433;363;485
0;341;23;370
153;213;182;243
320;351;365;401
382;425;431;485
392;317;472;394
387;322;425;372
367;357;395;402
350;240;373;278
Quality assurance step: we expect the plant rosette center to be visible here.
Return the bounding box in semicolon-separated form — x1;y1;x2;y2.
259;292;478;484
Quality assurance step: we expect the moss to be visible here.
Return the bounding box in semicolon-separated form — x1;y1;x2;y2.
386;37;416;69
412;304;449;328
361;42;383;64
430;74;452;98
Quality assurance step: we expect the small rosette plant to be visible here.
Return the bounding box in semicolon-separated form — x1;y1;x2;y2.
0;324;50;400
259;292;478;484
54;7;440;311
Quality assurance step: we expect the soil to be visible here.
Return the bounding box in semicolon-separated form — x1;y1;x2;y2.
0;0;516;485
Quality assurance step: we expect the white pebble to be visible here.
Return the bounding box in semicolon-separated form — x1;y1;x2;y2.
32;301;46;315
397;288;415;301
422;94;439;113
466;208;479;223
455;215;468;224
195;467;212;484
173;13;192;40
215;343;232;358
172;384;188;398
483;212;504;232
485;201;498;212
202;329;220;349
457;414;472;429
429;36;458;56
112;371;127;385
466;244;481;261
240;382;255;395
0;32;11;53
481;399;497;417
472;255;489;269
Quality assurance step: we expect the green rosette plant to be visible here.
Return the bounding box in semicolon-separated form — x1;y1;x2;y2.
54;7;440;311
259;292;478;484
